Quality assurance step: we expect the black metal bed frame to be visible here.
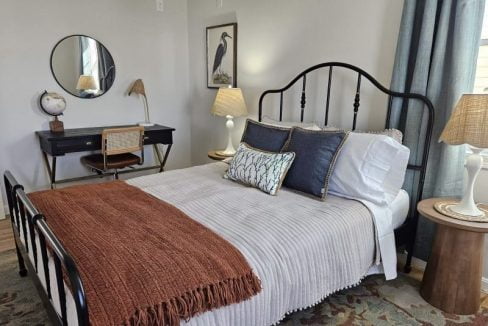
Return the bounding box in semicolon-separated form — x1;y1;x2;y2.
258;62;435;273
4;171;88;326
3;62;433;326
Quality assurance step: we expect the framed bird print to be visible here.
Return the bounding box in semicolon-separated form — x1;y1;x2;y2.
206;23;237;88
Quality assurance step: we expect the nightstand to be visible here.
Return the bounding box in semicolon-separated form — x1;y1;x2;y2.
418;198;488;315
207;150;232;161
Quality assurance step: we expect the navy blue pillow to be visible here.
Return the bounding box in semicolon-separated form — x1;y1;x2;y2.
284;128;348;199
241;119;291;152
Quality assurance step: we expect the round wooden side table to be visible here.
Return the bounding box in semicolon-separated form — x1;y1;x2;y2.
207;150;232;161
418;198;488;315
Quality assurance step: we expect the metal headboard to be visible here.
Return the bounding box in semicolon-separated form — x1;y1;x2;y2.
258;62;435;271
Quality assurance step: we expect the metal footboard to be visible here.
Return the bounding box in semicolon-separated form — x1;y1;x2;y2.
4;171;88;326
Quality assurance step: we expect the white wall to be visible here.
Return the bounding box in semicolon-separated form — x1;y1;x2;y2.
0;0;192;207
187;0;404;164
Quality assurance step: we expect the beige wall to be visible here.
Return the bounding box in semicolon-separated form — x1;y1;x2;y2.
187;0;404;164
0;0;192;201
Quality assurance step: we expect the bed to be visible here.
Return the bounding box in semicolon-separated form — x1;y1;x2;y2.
3;62;434;326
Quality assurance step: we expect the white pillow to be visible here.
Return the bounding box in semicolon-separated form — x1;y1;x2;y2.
328;132;410;206
261;116;321;130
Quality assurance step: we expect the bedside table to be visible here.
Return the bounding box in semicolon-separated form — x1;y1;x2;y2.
418;198;488;315
208;150;232;161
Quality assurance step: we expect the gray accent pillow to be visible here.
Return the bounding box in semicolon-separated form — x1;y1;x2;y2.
262;116;321;130
241;119;291;152
362;129;403;144
283;128;348;199
323;125;403;144
224;143;295;195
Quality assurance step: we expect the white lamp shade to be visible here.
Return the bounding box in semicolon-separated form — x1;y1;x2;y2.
76;75;98;91
211;88;248;117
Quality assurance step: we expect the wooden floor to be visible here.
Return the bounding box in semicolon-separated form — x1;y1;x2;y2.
0;218;15;252
1;216;487;310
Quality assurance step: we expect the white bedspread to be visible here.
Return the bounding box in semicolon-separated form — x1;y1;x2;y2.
128;163;396;326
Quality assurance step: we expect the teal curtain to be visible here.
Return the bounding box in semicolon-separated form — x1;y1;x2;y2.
390;0;485;260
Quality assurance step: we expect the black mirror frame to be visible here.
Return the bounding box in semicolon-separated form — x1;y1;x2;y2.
50;34;116;100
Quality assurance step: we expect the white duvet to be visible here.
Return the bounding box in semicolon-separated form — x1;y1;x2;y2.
128;163;397;326
19;162;398;326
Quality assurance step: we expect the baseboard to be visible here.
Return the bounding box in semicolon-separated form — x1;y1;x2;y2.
397;253;488;294
1;200;6;219
397;252;427;271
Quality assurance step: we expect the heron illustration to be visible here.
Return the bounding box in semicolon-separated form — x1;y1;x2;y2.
212;32;232;82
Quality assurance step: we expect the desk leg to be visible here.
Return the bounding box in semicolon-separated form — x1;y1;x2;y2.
154;144;172;173
153;144;163;166
41;152;57;189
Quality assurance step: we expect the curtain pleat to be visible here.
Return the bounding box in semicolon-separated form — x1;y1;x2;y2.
390;0;485;260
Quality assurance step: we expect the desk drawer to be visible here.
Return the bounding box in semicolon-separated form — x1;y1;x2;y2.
143;130;173;145
52;137;100;155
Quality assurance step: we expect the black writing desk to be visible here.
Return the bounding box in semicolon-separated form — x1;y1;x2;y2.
36;124;174;188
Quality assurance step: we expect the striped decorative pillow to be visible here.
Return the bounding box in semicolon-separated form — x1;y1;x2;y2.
224;143;295;195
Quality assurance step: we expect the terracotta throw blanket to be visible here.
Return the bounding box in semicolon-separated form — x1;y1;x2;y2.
28;181;261;326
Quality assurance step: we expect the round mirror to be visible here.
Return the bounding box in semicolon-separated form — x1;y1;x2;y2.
50;35;115;99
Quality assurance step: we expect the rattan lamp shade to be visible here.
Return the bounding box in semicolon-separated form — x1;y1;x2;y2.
211;88;248;117
128;79;153;126
439;94;488;148
436;94;488;221
76;75;97;91
128;79;146;96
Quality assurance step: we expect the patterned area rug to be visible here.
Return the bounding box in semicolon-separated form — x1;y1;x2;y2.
0;250;50;326
1;248;487;325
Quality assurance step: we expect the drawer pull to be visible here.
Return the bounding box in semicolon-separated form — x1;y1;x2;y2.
86;141;92;145
144;136;150;140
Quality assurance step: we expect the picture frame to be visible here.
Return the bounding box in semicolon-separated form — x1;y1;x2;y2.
206;23;237;88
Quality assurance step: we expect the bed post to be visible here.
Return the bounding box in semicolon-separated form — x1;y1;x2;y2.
14;241;28;276
300;75;307;122
324;67;333;126
4;173;28;277
3;170;90;326
352;74;361;130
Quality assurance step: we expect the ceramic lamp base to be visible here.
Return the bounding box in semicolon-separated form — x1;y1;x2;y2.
434;200;488;222
138;122;155;127
216;115;236;157
216;149;235;157
433;149;488;222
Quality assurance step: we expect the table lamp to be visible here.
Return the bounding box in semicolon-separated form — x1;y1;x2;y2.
211;87;248;156
128;79;154;127
436;94;488;221
76;75;97;91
